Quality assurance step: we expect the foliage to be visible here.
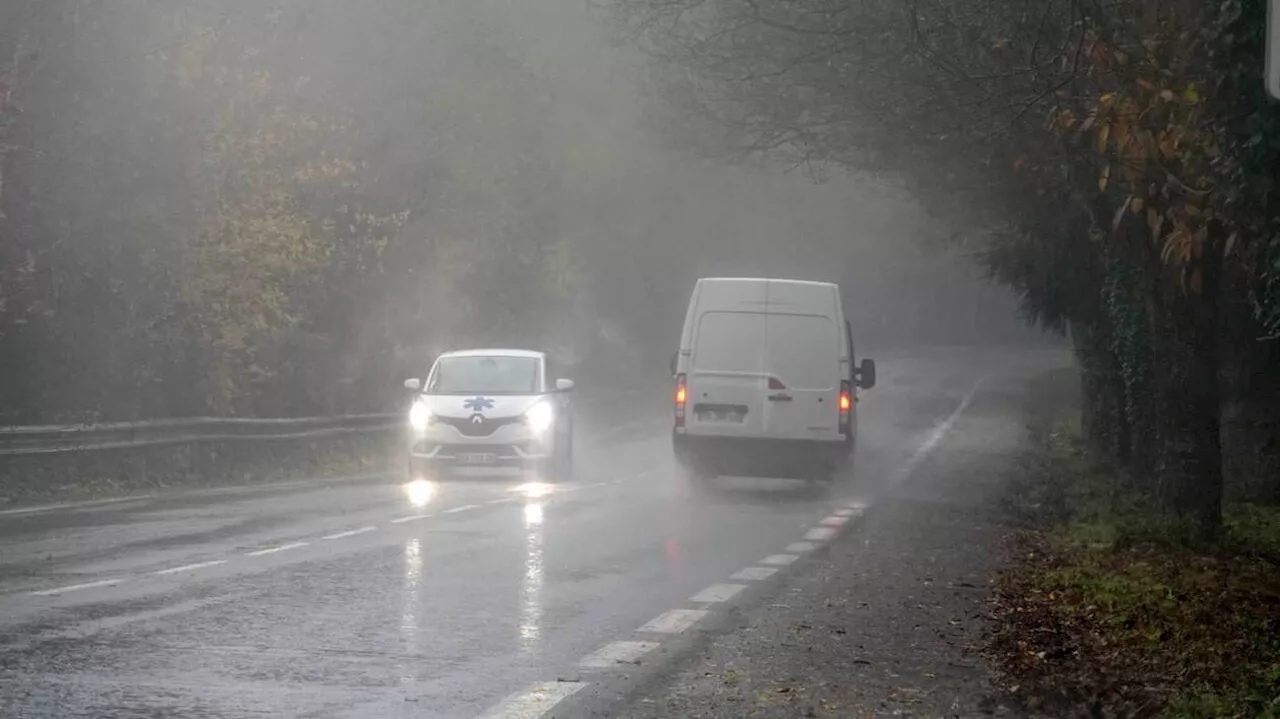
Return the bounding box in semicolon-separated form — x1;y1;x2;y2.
992;415;1280;717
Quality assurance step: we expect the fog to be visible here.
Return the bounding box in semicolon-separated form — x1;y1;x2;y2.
0;0;1051;423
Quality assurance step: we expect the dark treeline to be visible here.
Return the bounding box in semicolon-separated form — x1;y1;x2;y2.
609;0;1280;531
0;0;1039;425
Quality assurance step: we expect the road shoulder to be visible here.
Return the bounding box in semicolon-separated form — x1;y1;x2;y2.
580;363;1077;718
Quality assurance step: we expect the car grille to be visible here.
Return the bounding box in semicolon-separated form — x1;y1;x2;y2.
433;414;523;438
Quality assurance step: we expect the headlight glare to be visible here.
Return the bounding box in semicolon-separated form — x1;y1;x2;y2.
409;401;431;432
524;401;555;434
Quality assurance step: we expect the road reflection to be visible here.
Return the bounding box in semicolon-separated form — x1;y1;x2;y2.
399;537;423;683
402;479;436;508
519;494;545;652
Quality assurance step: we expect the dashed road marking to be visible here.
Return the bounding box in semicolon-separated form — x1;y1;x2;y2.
820;515;848;526
760;554;799;566
786;542;818;553
690;583;747;604
443;504;480;514
637;608;708;634
804;526;838;541
153;560;227;575
578;640;661;669
730;566;778;581
478;680;587;719
245;541;309;557
322;526;376;540
31;579;122;596
834;507;859;517
842;500;869;511
390;513;433;524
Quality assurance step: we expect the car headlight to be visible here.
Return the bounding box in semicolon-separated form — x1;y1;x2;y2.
524;401;555;434
409;401;432;432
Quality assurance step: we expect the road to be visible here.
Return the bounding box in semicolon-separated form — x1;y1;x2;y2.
0;346;1073;718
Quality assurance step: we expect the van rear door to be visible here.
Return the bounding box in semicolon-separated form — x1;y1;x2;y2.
762;313;841;440
686;310;767;436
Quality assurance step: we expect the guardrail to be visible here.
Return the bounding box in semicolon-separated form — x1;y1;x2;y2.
0;380;671;458
0;413;402;457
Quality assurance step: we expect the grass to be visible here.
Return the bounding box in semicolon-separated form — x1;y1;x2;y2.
991;416;1280;718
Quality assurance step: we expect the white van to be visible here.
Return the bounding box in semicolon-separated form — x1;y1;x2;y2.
670;277;875;482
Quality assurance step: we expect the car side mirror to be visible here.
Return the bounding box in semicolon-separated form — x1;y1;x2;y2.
555;378;575;393
404;378;421;392
857;359;876;390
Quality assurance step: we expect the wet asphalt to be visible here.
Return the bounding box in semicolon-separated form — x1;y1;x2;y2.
0;346;1071;718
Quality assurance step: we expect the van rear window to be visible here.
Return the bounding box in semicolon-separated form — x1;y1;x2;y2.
692;311;766;373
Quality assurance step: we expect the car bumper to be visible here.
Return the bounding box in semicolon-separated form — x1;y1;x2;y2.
672;433;852;477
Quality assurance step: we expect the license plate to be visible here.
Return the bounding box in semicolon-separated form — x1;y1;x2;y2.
697;411;744;423
457;452;497;465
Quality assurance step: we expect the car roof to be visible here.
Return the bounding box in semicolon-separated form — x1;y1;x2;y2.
437;348;545;360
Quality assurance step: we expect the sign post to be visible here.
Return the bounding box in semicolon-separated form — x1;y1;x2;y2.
1269;0;1280;100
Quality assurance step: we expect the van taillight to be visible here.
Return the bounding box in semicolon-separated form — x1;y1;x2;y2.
768;376;787;390
839;380;852;433
675;373;687;428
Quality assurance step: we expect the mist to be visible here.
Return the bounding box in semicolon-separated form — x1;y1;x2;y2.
0;0;1046;424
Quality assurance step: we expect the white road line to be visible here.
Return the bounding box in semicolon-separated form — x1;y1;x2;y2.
804;526;838;541
842;500;869;511
578;640;660;669
760;554;799;566
245;541;309;557
637;608;708;634
834;507;859;516
321;526;376;540
820;515;849;526
486;497;515;505
31;578;123;596
390;513;433;524
786;541;818;553
730;566;778;581
442;504;480;514
635;470;651;479
153;560;227;575
477;681;587;719
902;379;985;473
690;583;747;604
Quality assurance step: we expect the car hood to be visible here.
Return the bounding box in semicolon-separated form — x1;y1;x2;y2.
418;393;546;419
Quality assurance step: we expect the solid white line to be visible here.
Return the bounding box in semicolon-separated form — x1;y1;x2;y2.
786;542;818;553
902;379;986;473
690;583;747;604
477;681;587;719
487;497;516;505
820;515;849;526
153;560;227;575
390;513;433;524
442;504;480;514
321;526;376;540
804;526;838;541
0;494;154;517
578;640;660;669
760;554;799;566
245;541;309;557
730;566;778;581
637;608;708;634
31;578;123;596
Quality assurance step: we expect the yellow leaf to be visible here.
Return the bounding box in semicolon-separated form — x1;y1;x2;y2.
1130;197;1144;213
1159;89;1175;102
1182;85;1200;104
1096;123;1111;154
1098;163;1111;192
1185;203;1201;217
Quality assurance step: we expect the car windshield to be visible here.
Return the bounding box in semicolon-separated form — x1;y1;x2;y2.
426;355;541;394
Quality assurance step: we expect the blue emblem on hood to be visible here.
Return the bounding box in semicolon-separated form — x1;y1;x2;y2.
463;396;495;412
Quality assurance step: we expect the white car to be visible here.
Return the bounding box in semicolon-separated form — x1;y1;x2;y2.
404;349;576;479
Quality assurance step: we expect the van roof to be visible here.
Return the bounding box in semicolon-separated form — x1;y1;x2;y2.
437;348;545;360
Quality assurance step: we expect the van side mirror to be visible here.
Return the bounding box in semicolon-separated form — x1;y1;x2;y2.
669;352;678;377
404;378;421;392
555;378;575;392
857;359;876;390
